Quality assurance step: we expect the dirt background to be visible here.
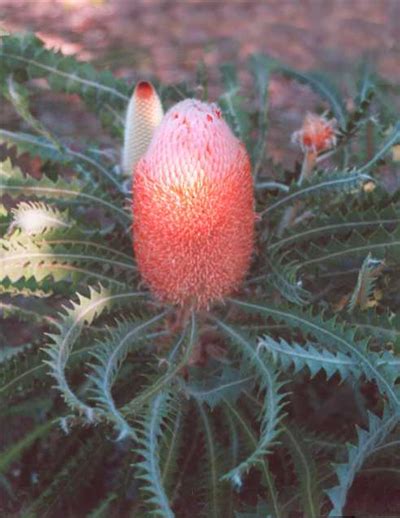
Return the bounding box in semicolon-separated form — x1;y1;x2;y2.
1;0;399;82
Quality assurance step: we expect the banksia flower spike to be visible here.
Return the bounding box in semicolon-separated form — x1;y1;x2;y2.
122;81;164;176
292;112;338;184
292;112;337;155
132;99;255;309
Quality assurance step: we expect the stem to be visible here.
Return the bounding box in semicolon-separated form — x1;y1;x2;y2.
298;150;317;185
277;150;318;235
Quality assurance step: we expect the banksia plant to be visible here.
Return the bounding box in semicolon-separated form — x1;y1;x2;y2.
1;32;400;518
133;98;254;309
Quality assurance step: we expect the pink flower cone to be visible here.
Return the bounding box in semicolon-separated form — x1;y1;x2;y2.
132;99;254;309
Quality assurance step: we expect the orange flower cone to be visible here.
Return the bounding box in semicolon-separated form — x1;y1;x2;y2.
132;99;254;309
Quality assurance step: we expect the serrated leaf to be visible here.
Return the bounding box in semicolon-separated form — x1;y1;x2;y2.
326;408;399;516
261;170;371;217
269;203;400;253
296;227;400;271
277;66;347;128
348;253;384;312
43;286;147;419
0;234;134;289
0;129;123;191
184;365;253;409
213;319;287;483
121;313;197;416
224;400;284;518
134;391;175;518
282;424;323;518
0;157;129;225
258;336;360;380
0;32;129;136
229;299;400;411
89;312;167;440
248;53;271;175
218;63;251;148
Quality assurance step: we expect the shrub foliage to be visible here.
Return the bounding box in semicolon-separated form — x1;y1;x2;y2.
1;33;399;517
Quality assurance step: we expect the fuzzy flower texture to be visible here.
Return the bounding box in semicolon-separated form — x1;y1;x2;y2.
130;83;254;309
292;112;337;154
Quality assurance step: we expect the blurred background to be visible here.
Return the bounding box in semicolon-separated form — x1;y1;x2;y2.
1;0;399;168
1;0;399;82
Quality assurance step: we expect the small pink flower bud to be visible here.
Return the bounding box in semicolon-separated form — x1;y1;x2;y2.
292;112;337;154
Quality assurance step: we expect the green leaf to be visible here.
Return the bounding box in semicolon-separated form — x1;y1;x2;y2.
0;33;129;134
282;424;323;518
277;66;347;127
0;129;123;191
183;365;253;409
196;402;228;518
250;54;347;125
160;402;184;497
213;318;287;485
326;409;399;516
268;204;400;253
86;493;118;518
258;336;360;380
355;63;375;109
357;121;400;173
266;257;310;306
135;391;175;518
0;157;130;225
342;62;375;137
0;234;134;289
261;170;371;217
43;286;147;419
218;63;251;148
121;313;197;416
223;399;284;518
348;253;384;312
2;75;60;146
0;420;54;474
228;299;400;411
89;312;168;440
235;500;271;518
248;54;271;175
296;227;400;271
7;224;133;263
20;434;107;517
0;342;48;402
350;310;400;348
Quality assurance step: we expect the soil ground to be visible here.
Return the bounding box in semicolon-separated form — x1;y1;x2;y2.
1;0;399;83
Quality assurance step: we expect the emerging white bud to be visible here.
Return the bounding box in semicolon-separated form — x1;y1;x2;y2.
122;81;164;177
